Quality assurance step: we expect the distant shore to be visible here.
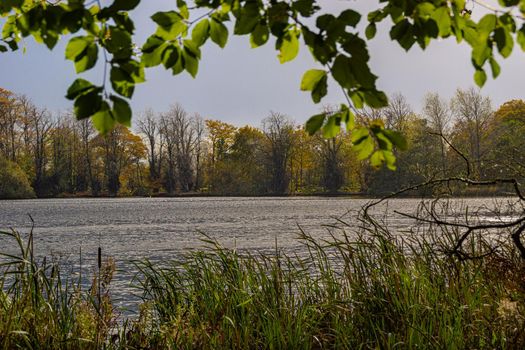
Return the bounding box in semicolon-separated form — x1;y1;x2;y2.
0;190;519;200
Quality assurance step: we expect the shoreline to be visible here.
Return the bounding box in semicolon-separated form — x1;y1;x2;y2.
0;191;520;200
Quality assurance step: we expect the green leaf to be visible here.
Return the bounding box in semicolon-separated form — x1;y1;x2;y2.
349;91;364;109
142;36;168;67
192;19;210;47
66;79;96;100
431;7;451;37
120;60;146;83
351;127;369;145
110;66;135;98
383;130;407;150
305;113;325;135
74;90;102;120
384;150;397;170
311;74;327;103
74;42;98;73
110;95;132;127
332;55;356;89
65;36;90;61
517;25;525;51
161;45;180;69
183;48;199;77
322;115;341;138
113;13;136;33
250;23;269;48
364;90;388;108
368;9;387;23
365;23;376;39
234;3;260;35
110;0;140;11
91;102;115;134
210;18;229;48
292;0;318;17
339;9;361;27
498;12;516;31
489;57;501;78
474;69;487;87
142;35;164;53
152;11;187;40
300;69;326;91
183;40;201;58
316;14;335;31
177;0;189;19
277;28;299;64
471;42;491;67
476;14;497;44
171;53;185;75
499;0;520;6
352;128;374;160
390;19;415;51
416;3;435;18
152;11;182;28
494;26;513;58
370;150;384;168
349;57;377;89
340;104;355;129
375;131;393;151
106;27;132;59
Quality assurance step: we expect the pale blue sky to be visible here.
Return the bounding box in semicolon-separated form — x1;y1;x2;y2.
1;0;524;126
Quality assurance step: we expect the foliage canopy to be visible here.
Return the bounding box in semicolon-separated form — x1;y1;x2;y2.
1;0;523;168
0;157;35;199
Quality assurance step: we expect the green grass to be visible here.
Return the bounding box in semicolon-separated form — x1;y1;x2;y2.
1;215;525;349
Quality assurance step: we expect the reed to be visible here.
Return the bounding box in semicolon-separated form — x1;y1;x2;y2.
1;212;525;349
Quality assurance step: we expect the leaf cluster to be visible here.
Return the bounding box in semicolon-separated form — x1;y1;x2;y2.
3;0;525;168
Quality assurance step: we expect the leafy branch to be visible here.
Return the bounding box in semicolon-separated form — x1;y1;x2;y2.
4;0;525;169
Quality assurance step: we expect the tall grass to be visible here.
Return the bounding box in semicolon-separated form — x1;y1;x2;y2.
1;212;525;349
0;229;116;349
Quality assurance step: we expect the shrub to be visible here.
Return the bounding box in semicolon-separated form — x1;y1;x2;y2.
0;157;35;199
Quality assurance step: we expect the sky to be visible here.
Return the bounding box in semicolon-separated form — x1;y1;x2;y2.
1;0;524;127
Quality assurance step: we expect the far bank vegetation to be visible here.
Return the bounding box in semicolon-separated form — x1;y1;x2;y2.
0;87;522;198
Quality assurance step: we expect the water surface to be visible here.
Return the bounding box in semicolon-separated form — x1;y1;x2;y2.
0;196;517;311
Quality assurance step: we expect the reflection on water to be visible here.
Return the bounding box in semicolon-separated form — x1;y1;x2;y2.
0;196;520;312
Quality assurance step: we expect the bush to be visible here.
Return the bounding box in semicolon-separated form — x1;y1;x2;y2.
0;158;35;199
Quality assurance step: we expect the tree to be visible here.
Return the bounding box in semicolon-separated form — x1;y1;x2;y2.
92;125;147;196
366;116;442;195
450;87;493;179
312;107;348;194
6;0;513;168
423;92;452;178
262;113;295;195
382;93;413;133
193;115;206;191
76;118;98;194
485;100;525;185
49;115;78;195
0;88;19;162
318;136;345;193
289;127;316;193
229;125;266;194
159;104;200;193
138;108;161;184
205;119;237;192
23;100;53;196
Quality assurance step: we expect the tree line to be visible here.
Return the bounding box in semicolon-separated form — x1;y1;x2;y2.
0;86;524;199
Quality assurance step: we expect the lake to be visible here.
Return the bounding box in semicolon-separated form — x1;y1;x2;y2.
0;196;519;311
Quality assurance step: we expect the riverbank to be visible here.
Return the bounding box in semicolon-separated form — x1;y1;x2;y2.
1;215;524;349
1;187;519;200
